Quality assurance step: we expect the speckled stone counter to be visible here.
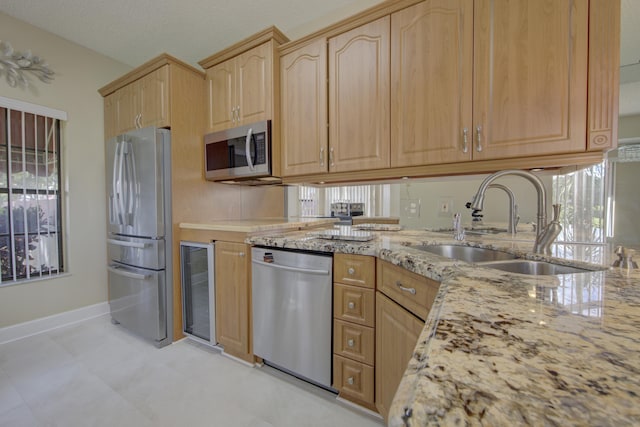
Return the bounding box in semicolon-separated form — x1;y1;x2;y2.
248;228;640;426
179;217;338;233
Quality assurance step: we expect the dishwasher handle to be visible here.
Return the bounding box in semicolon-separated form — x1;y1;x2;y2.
252;259;330;276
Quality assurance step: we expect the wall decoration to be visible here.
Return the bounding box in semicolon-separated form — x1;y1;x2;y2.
0;40;55;87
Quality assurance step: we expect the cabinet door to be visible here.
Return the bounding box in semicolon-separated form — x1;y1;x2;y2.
104;93;118;140
206;60;235;132
115;83;138;134
329;17;390;173
215;241;251;361
473;0;588;160
139;66;170;129
237;42;272;125
391;0;473;167
375;291;424;421
281;38;328;176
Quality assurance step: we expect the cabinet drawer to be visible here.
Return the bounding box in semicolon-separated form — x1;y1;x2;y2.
333;355;374;404
333;319;374;365
334;283;375;327
377;260;440;321
334;254;375;288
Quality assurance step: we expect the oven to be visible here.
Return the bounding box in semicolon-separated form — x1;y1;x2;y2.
204;120;276;183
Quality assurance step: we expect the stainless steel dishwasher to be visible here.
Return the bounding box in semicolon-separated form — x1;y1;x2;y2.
251;247;333;389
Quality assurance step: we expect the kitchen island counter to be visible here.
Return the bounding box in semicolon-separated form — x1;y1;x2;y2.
248;229;640;426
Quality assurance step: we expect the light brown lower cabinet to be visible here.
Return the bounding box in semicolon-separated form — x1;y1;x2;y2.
334;354;375;405
214;241;253;363
332;254;376;410
375;291;425;421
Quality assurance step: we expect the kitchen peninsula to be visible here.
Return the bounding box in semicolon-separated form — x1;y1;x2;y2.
248;227;640;426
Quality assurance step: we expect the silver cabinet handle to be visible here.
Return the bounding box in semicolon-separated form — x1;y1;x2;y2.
396;281;416;295
239;252;245;257
476;126;483;152
320;147;325;167
236;105;240;123
347;339;355;347
347;301;355;309
329;147;335;167
347;377;354;385
347;267;355;275
462;128;469;153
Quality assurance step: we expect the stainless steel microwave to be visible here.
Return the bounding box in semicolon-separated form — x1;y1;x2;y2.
204;120;277;183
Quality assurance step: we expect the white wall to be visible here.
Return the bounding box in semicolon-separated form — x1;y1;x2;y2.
0;12;131;327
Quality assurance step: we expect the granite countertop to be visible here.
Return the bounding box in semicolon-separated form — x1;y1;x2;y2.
248;228;640;426
179;217;338;233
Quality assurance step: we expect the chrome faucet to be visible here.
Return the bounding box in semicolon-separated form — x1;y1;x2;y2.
469;169;551;253
486;183;519;234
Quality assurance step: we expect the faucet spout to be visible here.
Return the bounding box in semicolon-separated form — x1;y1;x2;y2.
486;183;518;234
470;169;547;253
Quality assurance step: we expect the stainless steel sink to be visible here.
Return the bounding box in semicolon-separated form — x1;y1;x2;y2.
479;260;594;275
413;244;518;263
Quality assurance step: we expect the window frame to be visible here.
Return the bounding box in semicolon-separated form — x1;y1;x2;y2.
0;96;67;285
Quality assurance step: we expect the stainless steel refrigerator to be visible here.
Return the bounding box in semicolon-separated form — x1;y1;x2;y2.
106;127;172;348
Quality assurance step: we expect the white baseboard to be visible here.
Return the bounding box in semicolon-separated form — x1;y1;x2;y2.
0;302;110;345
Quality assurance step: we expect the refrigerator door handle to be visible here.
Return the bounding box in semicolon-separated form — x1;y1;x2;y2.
107;238;150;249
117;138;126;225
245;127;255;171
124;141;137;225
111;141;121;224
108;265;151;280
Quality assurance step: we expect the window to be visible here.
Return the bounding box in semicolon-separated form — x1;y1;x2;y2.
551;162;607;264
292;184;391;217
0;101;64;284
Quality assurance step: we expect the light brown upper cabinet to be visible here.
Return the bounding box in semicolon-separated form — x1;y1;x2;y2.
280;38;328;176
391;0;473;167
104;65;170;139
200;28;288;134
472;0;588;160
205;43;271;132
392;0;589;167
328;17;391;173
279;0;618;183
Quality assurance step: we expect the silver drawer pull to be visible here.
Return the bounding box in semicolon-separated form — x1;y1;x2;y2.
239;252;245;257
347;377;354;385
347;339;355;347
347;267;355;275
347;301;355;309
396;281;416;295
107;239;149;249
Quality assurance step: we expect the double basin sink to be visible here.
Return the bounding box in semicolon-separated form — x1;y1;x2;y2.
413;244;593;275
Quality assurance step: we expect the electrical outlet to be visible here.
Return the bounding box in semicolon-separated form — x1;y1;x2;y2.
438;198;453;217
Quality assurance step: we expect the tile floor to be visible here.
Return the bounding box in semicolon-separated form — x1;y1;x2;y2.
0;316;383;427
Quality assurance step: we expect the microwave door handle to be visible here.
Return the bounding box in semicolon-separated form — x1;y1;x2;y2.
245;127;255;170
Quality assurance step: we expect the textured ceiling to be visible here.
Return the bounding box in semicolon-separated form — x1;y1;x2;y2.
2;0;639;115
0;0;384;67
